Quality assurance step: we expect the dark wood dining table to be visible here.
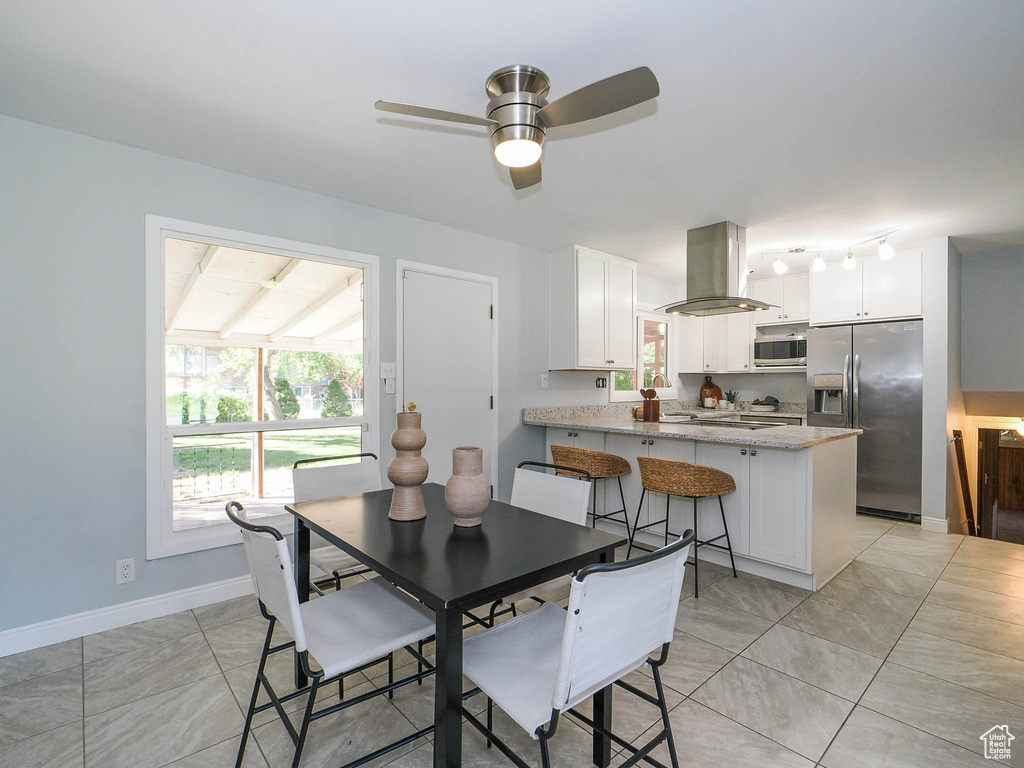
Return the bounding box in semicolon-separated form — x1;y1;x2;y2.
285;482;626;768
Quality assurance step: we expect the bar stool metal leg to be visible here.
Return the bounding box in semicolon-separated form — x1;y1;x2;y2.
718;494;738;578
692;497;700;598
664;494;670;547
626;488;647;558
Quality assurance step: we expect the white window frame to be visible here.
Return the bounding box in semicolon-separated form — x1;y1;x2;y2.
145;215;380;559
608;310;677;402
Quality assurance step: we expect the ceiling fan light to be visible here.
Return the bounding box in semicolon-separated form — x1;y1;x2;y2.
879;238;895;260
493;138;543;168
812;254;826;273
772;258;788;275
843;250;857;270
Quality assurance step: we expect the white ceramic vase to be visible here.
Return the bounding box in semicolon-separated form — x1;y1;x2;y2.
444;446;490;527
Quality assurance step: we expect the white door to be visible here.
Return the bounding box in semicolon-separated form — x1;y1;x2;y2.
401;269;494;486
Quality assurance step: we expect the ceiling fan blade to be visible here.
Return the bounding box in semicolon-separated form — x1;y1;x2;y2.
374;100;497;127
538;66;659;128
509;162;541;190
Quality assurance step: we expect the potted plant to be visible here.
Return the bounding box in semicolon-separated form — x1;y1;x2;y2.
719;390;738;410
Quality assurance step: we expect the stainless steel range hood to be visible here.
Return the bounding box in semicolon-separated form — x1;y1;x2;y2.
657;221;773;317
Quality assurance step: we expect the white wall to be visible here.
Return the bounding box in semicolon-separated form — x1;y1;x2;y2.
0;114;562;632
677;371;806;405
961;245;1024;392
920;237;967;532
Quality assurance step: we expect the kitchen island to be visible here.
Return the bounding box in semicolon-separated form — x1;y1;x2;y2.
523;407;861;591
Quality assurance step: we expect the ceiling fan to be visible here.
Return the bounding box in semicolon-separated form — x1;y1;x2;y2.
375;64;660;190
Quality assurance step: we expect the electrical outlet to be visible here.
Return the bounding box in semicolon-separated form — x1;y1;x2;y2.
116;558;135;585
595;377;608;388
540;373;548;388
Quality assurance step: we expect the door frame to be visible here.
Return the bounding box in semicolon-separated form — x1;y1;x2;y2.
395;260;499;487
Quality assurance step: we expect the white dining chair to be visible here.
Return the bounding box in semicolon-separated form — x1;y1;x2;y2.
292;453;382;593
482;461;592;626
461;530;694;768
226;501;436;768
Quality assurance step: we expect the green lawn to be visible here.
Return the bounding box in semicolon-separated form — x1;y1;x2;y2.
174;427;362;476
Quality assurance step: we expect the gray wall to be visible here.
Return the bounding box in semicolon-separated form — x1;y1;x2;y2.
961;245;1024;392
0;114;561;630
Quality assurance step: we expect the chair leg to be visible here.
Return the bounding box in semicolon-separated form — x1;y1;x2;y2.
417;640;424;685
719;494;738;578
291;673;320;768
626;488;647;558
387;652;394;700
591;480;598;528
338;674;344;700
510;602;518;617
692;497;700;598
652;664;680;768
538;732;552;768
486;698;493;748
236;618;275;768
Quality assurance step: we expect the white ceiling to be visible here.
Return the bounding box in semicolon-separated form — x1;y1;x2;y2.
2;1;1023;282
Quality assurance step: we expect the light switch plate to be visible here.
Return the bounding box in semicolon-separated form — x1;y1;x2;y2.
380;362;396;378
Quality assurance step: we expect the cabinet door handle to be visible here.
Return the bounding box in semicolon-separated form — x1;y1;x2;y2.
649;440;654;446
567;431;573;437
863;312;869;316
573;432;578;437
751;450;757;456
856;312;861;316
784;314;788;319
740;449;747;455
641;439;647;445
606;359;614;364
744;364;748;368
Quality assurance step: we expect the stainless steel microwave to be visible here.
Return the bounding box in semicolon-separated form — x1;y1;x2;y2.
754;335;807;367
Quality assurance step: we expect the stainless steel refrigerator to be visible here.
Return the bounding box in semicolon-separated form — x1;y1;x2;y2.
806;322;923;520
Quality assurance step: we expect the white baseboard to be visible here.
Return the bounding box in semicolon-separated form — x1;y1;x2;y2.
920;516;947;534
0;576;253;657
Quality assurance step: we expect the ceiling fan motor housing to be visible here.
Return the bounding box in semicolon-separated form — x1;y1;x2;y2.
486;65;550;154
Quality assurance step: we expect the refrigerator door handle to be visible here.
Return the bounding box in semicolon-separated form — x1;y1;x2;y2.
852;354;861;428
842;354;851;428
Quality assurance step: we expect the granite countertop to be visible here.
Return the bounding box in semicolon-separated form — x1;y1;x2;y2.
522;409;859;450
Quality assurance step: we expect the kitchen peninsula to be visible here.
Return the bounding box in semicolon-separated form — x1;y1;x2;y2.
523;406;861;591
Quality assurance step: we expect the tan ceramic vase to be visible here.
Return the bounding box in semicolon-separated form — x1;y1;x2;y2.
387;411;428;521
444;446;490;527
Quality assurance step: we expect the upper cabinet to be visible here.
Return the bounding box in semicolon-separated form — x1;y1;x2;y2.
809;250;922;326
549;245;638;370
676;312;751;374
749;274;810;325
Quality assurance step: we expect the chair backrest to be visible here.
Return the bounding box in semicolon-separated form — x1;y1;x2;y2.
292;453;382;503
225;502;308;652
551;532;694;711
510;461;591;526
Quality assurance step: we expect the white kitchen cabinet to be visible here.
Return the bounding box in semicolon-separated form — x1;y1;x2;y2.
604;433;696;535
809;250;921;325
675;315;704;374
749;274;810;325
545;427;605;459
748;447;808;569
863;250;922;320
549;245;637;370
725;312;752;372
677;313;751;374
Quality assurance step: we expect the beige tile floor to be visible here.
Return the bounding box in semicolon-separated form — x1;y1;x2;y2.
2;515;1024;768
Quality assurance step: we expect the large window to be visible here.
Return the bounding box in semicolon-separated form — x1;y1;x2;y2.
147;217;379;558
609;312;676;402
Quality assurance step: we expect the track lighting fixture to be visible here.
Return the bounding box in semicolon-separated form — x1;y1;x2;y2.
843;249;856;270
812;253;826;273
772;257;788;275
879;238;895;260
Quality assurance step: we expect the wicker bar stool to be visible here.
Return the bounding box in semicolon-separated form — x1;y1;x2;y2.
549;444;634;539
627;455;738;597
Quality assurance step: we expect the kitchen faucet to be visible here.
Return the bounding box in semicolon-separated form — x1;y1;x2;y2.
651;373;670;388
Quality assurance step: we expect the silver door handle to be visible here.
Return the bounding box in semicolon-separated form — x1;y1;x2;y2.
852;354;861;428
842;353;850;427
740;449;747;455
